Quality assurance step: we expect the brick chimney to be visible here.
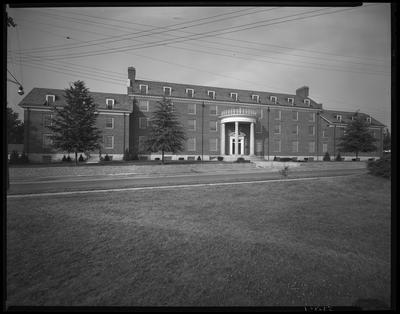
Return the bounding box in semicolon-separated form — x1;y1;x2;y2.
127;67;136;94
296;86;309;98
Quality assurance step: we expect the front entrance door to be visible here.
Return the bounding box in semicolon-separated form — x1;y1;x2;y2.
230;136;245;155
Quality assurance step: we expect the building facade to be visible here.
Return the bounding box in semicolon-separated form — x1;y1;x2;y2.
18;66;385;162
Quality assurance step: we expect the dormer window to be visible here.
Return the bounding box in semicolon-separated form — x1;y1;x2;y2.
45;95;55;105
139;84;148;94
304;99;311;106
336;114;342;122
230;92;238;101
208;90;216;99
270;96;277;104
186;88;194;98
288;98;294;105
251;94;260;102
106;98;115;109
163;86;172;96
366;116;371;123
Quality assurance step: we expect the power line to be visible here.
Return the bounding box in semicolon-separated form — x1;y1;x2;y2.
10;7;350;60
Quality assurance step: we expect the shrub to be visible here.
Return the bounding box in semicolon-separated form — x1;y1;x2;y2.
9;151;19;164
66;155;72;162
123;149;132;161
62;155;67;162
279;157;292;162
178;157;185;161
217;156;224;161
279;166;289;177
197;156;201;161
19;152;29;163
323;152;331;161
104;154;110;161
78;154;85;162
367;155;390;178
335;152;343;161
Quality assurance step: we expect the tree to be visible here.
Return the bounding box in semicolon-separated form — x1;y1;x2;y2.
337;114;377;158
47;81;102;165
383;128;391;151
7;107;24;144
145;97;186;164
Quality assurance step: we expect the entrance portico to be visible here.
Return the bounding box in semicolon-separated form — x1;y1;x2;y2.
220;108;257;157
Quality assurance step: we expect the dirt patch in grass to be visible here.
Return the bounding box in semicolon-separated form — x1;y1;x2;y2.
7;174;390;307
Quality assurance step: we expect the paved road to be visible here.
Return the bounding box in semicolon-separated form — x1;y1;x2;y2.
8;168;367;196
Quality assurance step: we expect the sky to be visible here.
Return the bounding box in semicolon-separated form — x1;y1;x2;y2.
6;3;391;129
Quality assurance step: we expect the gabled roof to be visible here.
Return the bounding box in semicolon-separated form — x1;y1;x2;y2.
132;79;322;109
18;88;131;111
320;109;385;127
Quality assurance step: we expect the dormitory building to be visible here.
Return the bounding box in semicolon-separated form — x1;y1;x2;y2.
18;66;385;162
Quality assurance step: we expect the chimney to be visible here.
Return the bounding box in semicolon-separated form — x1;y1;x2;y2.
128;67;136;84
296;86;309;98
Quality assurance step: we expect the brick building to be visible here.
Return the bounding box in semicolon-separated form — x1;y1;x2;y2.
18;66;385;162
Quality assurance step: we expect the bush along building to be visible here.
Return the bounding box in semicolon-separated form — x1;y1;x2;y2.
18;66;385;162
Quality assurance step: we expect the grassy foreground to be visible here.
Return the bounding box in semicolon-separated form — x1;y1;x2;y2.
7;174;391;307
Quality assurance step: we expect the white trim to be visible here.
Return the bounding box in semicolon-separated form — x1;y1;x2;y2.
230;92;238;101
209;104;218;115
45;94;55;104
270;96;277;104
103;135;114;149
288;97;294;105
251;94;260;102
209;120;218;132
186;88;194;98
304;99;311;106
139;84;148;94
220;116;256;124
163;86;172;96
105;117;114;129
138;100;149;112
207;90;216;99
106;98;115;109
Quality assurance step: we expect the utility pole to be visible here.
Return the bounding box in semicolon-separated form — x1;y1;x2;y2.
201;102;204;161
267;107;270;160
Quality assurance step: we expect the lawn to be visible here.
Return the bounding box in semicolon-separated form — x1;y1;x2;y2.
6;174;391;307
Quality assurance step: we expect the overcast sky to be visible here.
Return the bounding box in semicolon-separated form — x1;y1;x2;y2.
7;3;391;128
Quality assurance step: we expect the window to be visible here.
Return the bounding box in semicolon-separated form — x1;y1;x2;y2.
292;141;299;153
208;90;216;99
309;141;315;153
45;95;55;105
274;123;281;134
274;110;281;120
188;119;196;131
187;138;196;151
252;94;260;102
138;136;146;153
163;86;172;96
322;129;328;137
288;97;294;105
273;139;281;152
186;88;194;98
43;114;52;127
309;112;315;122
139;84;148;94
256;140;263;153
336;114;342;122
106;98;115;109
256;122;263;133
188;103;196;115
169;102;175;112
209;138;218;152
209;121;217;132
304;99;311;106
139;117;148;129
322;143;328;153
230;92;238;101
105;117;114;129
138;100;149;112
292;124;299;135
104;135;114;149
366;116;372;123
292;111;298;121
209;105;218;115
308;125;315;136
270;96;277;104
42;134;53;148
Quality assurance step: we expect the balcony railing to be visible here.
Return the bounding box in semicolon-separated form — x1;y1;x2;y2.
220;107;258;118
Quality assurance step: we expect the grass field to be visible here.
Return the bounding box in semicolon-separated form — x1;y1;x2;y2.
6;174;391;307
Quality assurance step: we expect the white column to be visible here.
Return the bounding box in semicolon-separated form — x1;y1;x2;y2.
250;122;255;156
235;121;239;156
220;123;225;155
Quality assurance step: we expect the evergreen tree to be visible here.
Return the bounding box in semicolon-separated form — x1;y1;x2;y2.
145;97;186;164
7;107;24;144
47;81;102;165
337;114;377;158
